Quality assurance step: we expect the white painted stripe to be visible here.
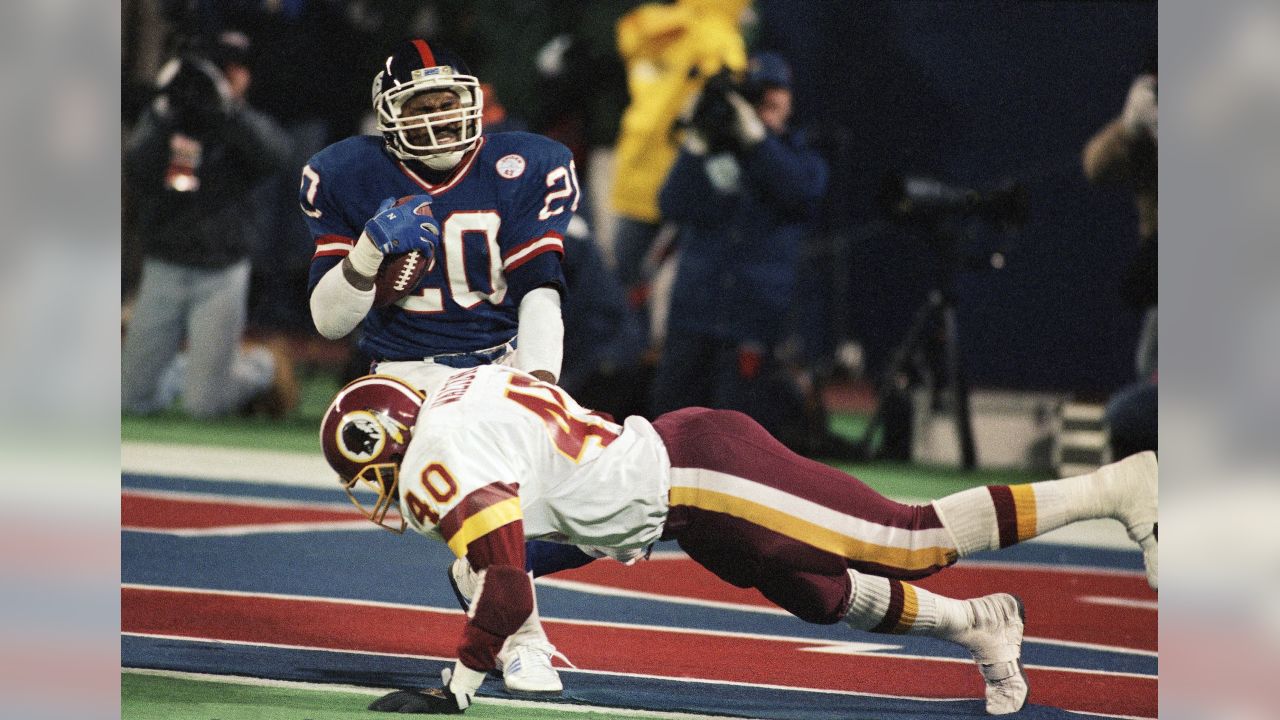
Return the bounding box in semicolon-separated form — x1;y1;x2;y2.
1080;596;1159;611
1023;635;1158;658
123;584;1157;666
123;487;348;511
502;236;563;269
670;467;956;552
124;667;759;720
123;520;380;537
538;577;791;616
960;558;1148;579
122;443;335;487
122;583;465;615
796;641;903;654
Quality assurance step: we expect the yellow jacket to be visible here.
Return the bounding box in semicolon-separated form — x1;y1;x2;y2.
609;0;749;223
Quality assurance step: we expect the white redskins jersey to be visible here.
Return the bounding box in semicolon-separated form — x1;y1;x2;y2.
396;365;671;561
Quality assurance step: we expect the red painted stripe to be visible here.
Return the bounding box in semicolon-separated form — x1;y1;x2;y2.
121;587;1157;717
121;494;357;530
556;557;1157;651
411;39;436;68
988;486;1019;548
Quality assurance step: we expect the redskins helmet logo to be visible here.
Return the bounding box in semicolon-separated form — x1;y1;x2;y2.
337;411;386;462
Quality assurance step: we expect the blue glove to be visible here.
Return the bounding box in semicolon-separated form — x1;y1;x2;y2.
364;195;441;255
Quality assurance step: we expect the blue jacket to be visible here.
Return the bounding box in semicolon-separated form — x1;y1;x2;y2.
658;131;828;345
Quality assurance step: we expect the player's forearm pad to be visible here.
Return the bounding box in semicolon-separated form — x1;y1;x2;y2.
310;261;374;340
515;286;563;380
469;564;534;637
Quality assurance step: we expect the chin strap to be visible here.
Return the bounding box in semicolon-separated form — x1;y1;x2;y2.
421;149;466;170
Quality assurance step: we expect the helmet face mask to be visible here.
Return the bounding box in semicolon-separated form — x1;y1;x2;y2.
372;41;484;168
342;462;405;534
320;375;424;534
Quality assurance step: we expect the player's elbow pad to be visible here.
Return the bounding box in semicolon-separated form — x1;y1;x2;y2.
469;565;534;637
516;287;563;380
310;263;374;340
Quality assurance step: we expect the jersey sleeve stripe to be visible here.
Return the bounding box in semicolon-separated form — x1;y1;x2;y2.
445;496;523;558
502;234;564;272
313;234;356;259
438;482;520;541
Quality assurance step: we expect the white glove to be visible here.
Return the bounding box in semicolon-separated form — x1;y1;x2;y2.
442;661;486;709
1121;74;1158;141
726;90;766;148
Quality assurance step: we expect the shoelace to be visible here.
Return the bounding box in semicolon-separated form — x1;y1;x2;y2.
515;643;578;670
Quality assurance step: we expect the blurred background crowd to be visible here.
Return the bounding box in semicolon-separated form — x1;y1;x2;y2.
120;0;1157;466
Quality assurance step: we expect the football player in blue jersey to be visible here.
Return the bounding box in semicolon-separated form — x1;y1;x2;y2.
302;39;581;694
305;38;580;394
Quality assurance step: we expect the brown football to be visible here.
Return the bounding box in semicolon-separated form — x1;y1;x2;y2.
373;249;428;307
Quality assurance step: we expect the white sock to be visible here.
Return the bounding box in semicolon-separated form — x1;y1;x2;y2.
933;469;1113;556
844;571;969;638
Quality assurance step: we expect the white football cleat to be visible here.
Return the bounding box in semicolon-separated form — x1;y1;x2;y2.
1099;450;1159;590
951;593;1028;715
497;640;570;695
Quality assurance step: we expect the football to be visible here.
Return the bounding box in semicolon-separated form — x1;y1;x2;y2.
373;249;429;307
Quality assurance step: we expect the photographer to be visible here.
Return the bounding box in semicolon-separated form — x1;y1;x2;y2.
651;52;830;446
122;31;296;418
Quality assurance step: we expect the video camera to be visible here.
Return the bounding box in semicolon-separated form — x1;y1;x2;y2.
878;172;1028;233
680;68;748;155
153;32;248;135
155;55;227;133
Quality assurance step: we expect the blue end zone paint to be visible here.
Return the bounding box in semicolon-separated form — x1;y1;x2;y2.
123;635;1108;720
122;529;1155;676
123;473;347;504
968;543;1145;572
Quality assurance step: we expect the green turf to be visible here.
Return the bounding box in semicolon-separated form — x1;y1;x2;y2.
120;372;342;453
122;672;705;720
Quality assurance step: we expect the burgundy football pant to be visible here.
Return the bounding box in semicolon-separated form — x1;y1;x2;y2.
653;407;960;624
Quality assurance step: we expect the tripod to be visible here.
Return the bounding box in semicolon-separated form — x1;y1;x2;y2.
855;233;977;469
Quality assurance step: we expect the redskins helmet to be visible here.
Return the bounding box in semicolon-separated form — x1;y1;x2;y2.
372;39;483;169
320;374;425;533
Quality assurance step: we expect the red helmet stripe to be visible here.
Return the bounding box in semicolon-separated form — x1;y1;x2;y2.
411;39;436;68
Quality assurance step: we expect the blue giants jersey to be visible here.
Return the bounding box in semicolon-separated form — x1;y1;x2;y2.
301;132;580;360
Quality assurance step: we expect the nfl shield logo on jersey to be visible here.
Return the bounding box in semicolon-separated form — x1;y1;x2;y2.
495;154;527;179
